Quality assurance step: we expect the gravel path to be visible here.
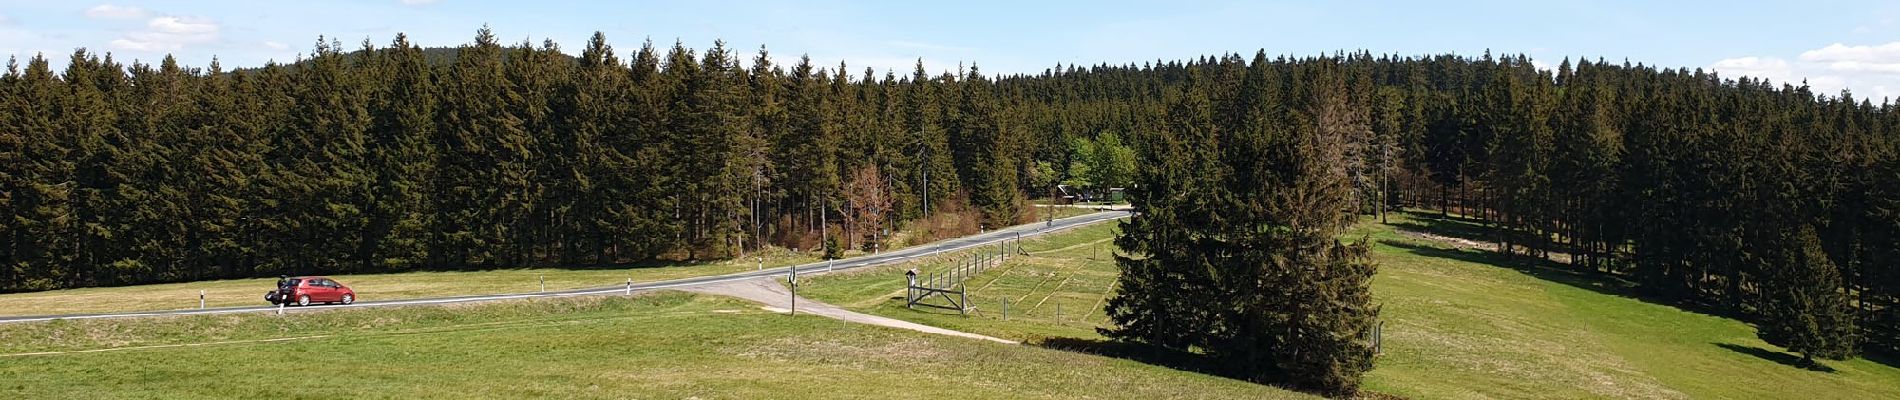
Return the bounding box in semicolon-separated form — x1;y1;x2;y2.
686;279;1017;345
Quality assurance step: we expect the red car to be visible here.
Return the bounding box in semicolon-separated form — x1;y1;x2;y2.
265;276;356;306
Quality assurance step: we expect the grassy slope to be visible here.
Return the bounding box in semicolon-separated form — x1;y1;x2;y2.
797;222;1123;343
800;211;1900;399
0;211;1107;317
0;292;1307;399
1357;212;1900;399
0;250;817;317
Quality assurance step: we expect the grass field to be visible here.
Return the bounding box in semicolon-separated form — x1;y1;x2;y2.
0;248;819;317
11;209;1900;399
799;211;1900;399
798;221;1122;343
0;292;1309;399
0;210;1107;318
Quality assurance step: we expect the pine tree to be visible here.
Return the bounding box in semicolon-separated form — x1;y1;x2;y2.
14;53;76;289
434;27;528;266
286;38;374;273
365;34;438;270
556;32;632;264
739;46;782;255
1757;224;1859;365
902;60;956;220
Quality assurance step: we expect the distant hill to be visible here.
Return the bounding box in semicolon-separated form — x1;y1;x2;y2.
235;46;575;72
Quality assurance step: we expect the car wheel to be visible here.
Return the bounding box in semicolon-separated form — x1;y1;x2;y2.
297;294;311;307
341;294;354;305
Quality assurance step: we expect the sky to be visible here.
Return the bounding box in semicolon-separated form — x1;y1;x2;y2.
4;1;1900;99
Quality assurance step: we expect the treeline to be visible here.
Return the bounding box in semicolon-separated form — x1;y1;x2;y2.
1095;51;1899;391
2;25;1896;368
1362;53;1899;363
0;28;1044;292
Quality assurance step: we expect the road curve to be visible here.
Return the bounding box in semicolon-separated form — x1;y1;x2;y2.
0;211;1130;324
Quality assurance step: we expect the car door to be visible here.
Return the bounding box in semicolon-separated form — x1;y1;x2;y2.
321;279;342;302
311;279;336;302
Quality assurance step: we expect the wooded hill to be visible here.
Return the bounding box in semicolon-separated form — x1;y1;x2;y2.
2;28;1897;361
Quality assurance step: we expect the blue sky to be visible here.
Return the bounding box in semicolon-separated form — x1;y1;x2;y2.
4;1;1900;98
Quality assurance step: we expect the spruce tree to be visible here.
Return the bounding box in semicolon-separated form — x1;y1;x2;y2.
1757;224;1859;365
365;34;439;270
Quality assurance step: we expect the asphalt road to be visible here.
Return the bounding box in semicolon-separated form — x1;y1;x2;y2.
0;210;1130;324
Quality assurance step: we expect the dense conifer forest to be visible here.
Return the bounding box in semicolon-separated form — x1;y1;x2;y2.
4;28;1899;389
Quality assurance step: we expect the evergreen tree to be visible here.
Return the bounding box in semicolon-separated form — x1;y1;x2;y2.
365;34;439;270
1756;224;1859;365
434;27;529;266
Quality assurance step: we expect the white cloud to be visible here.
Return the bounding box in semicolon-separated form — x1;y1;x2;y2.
1530;59;1553;72
262;41;288;51
0;13;12;26
1710;42;1900;101
108;16;220;52
147;16;217;35
399;0;440;5
84;4;149;20
1710;56;1795;82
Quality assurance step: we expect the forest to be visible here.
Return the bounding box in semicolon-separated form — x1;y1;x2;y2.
2;27;1898;385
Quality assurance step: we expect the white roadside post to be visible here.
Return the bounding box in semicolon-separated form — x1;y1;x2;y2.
277;302;285;315
199;290;206;309
625;278;633;296
539;275;545;292
788;266;798;316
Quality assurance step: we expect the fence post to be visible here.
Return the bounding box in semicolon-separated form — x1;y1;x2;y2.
1056;301;1062;324
907;270;917;308
959;283;968;315
1376;320;1385;355
1003;298;1010;321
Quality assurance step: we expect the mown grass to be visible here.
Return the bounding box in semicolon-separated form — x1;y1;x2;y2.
0;248;819;317
0;292;1308;399
1358;211;1900;399
797;222;1124;343
802;210;1900;399
0;210;1108;318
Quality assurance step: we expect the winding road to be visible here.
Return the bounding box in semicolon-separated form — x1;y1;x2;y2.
0;210;1130;324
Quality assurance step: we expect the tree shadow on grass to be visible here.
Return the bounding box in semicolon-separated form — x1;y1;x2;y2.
1715;342;1836;372
1036;337;1397;398
1036;336;1229;378
1381;217;1748;322
1392;213;1496;244
1863;349;1900;370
